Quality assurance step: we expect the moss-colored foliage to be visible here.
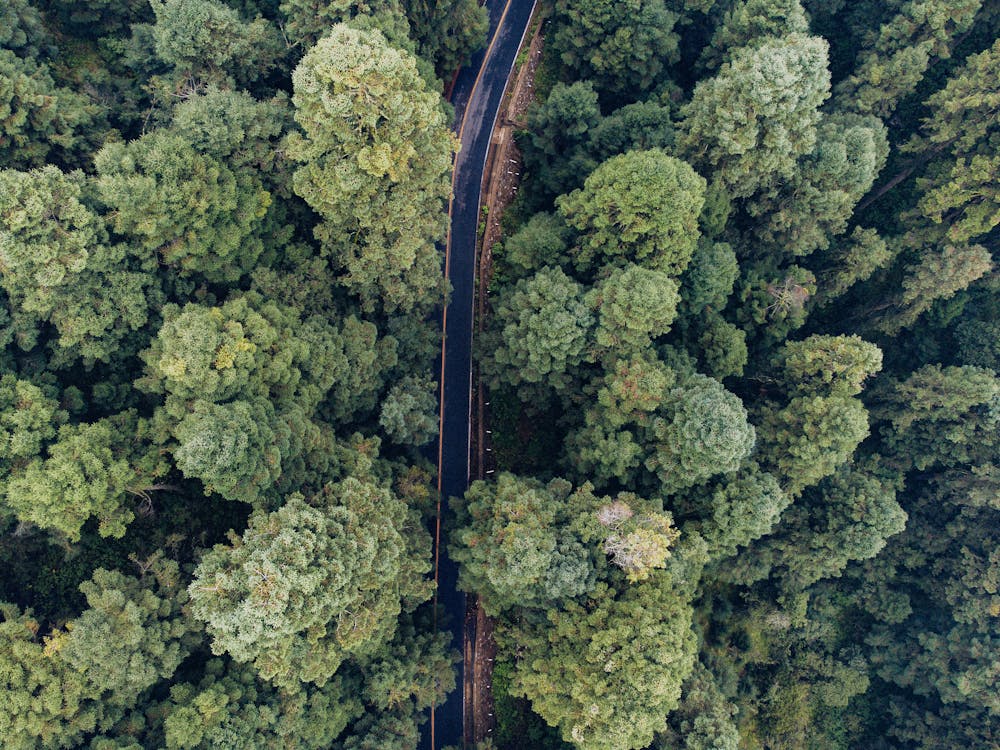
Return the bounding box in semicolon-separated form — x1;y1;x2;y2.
288;24;455;315
679;34;830;199
189;478;432;687
96;131;271;283
0;166;157;362
504;578;697;750
556;149;706;277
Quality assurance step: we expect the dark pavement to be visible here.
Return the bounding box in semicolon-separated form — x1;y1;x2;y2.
421;1;537;748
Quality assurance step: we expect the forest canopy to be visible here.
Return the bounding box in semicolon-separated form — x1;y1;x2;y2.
1;0;999;749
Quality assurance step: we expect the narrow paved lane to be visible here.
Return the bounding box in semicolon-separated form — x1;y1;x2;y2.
423;2;536;748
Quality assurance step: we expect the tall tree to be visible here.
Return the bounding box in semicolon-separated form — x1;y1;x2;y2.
482;266;594;401
287;24;455;315
556;149;706;277
0;166;158;362
679;34;830;199
504;577;697;750
188;478;432;687
833;0;983;117
550;0;680;99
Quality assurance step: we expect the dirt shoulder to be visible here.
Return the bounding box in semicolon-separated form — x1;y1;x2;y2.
467;9;545;748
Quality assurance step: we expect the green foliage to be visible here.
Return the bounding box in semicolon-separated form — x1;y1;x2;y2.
0;50;102;170
504;578;697;750
588;264;680;355
833;0;982;117
755;394;869;497
521;81;601;201
58;560;199;703
775;334;883;398
550;0;680;98
687;464;789;559
449;474;595;614
747;114;889;257
189;478;432;687
0;602;105;750
0;166;157;362
3;418;143;541
658;662;740;750
400;0;489;77
871;364;1000;471
288;24;455;315
557;149;706;276
151;0;284;86
96;131;271;284
378;375;438;446
700;0;810;70
646;373;756;494
679;34;830;199
483;266;593;399
501;211;573;279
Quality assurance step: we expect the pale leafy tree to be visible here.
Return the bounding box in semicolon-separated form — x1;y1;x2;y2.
0;166;158;362
288;24;455;314
679;33;830;199
597;498;680;582
189;478;432;688
556;149;706;277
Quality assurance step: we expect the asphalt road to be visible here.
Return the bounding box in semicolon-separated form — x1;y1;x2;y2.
421;2;536;748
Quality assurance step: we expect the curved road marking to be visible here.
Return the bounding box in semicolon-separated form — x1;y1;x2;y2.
431;3;516;748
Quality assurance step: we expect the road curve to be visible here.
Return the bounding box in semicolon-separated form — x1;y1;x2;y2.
424;2;537;748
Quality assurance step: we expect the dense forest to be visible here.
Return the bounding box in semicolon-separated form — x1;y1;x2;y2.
0;0;487;747
458;0;1000;749
0;0;998;749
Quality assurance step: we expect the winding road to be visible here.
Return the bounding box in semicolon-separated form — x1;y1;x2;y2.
423;2;536;748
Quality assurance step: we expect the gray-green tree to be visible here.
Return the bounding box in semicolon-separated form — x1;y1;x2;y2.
288;24;455;315
189;478;432;687
679;34;830;199
556;149;706;277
